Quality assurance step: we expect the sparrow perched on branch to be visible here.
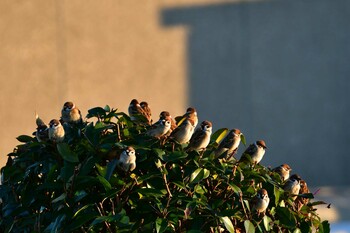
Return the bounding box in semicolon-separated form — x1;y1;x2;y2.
284;174;301;200
118;146;136;172
215;129;242;158
252;189;270;216
170;107;198;144
140;101;152;124
186;121;212;152
128;99;151;125
296;179;310;210
183;107;198;128
61;101;82;124
34;113;49;142
48;119;65;143
272;164;292;182
159;111;177;131
146;115;172;138
239;140;267;164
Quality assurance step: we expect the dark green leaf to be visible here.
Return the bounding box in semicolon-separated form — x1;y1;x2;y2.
57;143;79;163
105;158;118;181
162;151;188;162
156;218;168;233
16;135;34;143
276;206;296;228
96;175;112;191
86;107;106;118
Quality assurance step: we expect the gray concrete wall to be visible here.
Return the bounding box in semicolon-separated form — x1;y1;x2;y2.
1;0;349;186
162;0;350;186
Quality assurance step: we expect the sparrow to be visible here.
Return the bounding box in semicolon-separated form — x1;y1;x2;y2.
296;179;310;210
128;99;151;125
252;189;270;215
186;121;212;152
239;140;267;164
159;111;177;131
140;101;152;124
34;113;49;142
48;119;65;143
272;164;292;182
118;146;136;172
284;174;301;200
215;129;242;157
61;101;82;124
146;115;172;138
183;107;198;128
170;108;198;144
170;118;196;144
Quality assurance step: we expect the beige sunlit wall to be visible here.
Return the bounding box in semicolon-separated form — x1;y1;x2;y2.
1;0;220;167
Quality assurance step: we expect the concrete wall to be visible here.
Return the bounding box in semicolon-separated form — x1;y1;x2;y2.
1;0;349;186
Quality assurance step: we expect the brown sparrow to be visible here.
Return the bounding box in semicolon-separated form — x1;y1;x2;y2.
170;118;195;144
61;101;82;124
34;113;49;142
252;189;270;215
239;140;267;164
186;121;212;152
296;179;310;210
48;119;65;143
272;164;292;182
183;107;198;128
160;111;177;131
140;101;152;124
146;115;172;138
118;146;136;172
284;174;301;200
128;99;151;125
169;107;198;144
215;129;242;157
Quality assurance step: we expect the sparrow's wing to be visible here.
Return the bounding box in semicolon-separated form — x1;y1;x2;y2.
217;135;233;150
243;143;257;155
187;128;205;149
35;113;46;127
170;120;185;136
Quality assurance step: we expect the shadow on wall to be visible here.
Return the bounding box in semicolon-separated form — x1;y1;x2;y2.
161;0;350;186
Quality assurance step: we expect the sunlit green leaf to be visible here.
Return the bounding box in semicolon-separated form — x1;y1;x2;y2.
137;188;165;198
244;220;255;233
190;168;204;184
211;128;229;144
263;215;272;231
221;216;235;233
240;133;246;146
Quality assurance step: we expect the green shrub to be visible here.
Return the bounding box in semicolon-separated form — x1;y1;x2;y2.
0;105;330;232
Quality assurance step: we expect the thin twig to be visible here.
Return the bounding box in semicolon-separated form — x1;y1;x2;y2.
239;192;249;220
163;172;173;198
95;203;113;233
